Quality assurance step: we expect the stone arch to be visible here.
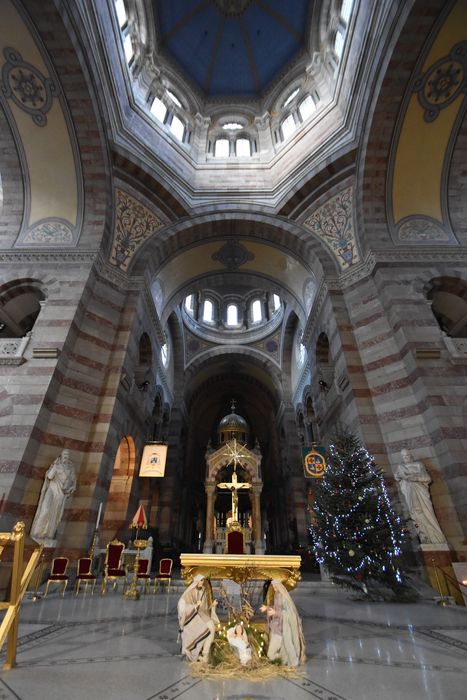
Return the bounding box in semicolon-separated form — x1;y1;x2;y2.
0;278;46;338
425;276;467;337
129;211;337;279
101;435;138;545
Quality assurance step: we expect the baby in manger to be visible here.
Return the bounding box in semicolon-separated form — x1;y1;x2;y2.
226;622;252;665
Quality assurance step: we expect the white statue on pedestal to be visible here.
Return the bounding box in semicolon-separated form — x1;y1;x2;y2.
394;448;446;545
30;449;77;546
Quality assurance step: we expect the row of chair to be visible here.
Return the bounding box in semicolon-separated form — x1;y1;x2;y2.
44;539;173;596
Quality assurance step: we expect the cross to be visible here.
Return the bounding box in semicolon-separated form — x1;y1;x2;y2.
217;470;251;524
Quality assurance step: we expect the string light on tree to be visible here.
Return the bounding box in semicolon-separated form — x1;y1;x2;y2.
309;433;409;598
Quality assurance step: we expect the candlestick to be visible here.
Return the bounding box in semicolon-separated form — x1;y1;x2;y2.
96;502;102;530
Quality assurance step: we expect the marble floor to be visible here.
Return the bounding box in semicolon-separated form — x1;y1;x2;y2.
1;581;466;700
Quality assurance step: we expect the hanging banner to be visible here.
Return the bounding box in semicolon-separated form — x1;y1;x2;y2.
303;446;326;479
140;443;168;477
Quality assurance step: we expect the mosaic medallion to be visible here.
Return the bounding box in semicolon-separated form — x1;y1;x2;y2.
1;47;56;126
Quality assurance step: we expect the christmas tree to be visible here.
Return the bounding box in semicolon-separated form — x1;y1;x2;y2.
310;434;409;598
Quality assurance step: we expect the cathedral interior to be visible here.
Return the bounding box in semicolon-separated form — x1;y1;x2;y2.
0;1;467;698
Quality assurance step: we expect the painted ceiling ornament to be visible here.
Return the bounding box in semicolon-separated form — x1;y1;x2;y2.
22;220;74;246
1;47;57;126
397;216;449;242
213;0;253;16
302;186;360;270
212;239;255;270
111;189;164;271
413;41;467;122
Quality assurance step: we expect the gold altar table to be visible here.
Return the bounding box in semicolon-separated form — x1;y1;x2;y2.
180;554;301;590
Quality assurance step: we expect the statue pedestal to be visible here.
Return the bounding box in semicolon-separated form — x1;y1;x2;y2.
419;544;464;606
452;563;467;606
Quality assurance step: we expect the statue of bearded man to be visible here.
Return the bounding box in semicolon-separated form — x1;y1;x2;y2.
30;449;77;545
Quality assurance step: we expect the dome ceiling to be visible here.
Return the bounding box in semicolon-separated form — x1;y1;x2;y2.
154;0;312;97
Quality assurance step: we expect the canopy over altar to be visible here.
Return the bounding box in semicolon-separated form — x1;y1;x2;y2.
180;553;301;591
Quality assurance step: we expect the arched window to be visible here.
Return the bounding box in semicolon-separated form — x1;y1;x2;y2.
299;95;316;121
273;294;281;311
252;299;262;323
215;138;229;157
283;88;299;108
297;331;307;366
334;27;345;59
340;0;353;24
203;299;214;322
281;114;296;140
123;33;134;63
236;138;251;157
184;294;194;315
0;280;45;338
114;0;127;28
135;332;152;389
223;122;242;131
150;97;167;123
166;89;182;108
316;332;330;364
226;304;238;326
161;342;168;367
426;277;467;337
170;114;185;141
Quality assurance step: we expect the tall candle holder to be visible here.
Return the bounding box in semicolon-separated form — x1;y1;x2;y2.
124;505;148;601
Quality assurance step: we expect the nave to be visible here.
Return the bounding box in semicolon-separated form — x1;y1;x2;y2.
1;582;465;700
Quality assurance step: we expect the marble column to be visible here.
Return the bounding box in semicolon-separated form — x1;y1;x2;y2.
252;484;264;554
203;481;216;553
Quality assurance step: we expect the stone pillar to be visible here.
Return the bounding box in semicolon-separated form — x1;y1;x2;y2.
252;484;264;554
203;481;216;553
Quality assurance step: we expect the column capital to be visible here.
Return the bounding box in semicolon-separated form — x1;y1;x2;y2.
205;480;216;495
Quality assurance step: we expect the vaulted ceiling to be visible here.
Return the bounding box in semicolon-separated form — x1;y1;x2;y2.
154;0;312;97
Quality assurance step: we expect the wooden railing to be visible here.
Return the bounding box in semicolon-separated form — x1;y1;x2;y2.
0;522;43;670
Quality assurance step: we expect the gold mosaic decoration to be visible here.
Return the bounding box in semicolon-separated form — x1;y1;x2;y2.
110;189;164;271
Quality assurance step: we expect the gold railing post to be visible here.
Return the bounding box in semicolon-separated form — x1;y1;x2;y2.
4;522;24;670
432;557;449;607
0;522;43;670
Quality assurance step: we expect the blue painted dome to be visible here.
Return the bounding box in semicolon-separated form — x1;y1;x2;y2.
155;0;312;98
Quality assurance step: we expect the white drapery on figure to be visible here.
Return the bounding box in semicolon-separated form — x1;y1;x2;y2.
262;579;306;667
227;624;252;665
30;449;76;545
177;575;218;662
395;449;446;545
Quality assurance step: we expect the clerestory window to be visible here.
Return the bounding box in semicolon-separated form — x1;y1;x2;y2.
252;299;262;323
226;304;238;326
203;299;214;323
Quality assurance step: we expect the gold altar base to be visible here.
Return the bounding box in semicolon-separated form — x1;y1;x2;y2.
180;553;301;590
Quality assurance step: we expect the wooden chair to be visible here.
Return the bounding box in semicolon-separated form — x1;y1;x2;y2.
101;539;126;594
136;558;151;594
154;558;173;593
74;557;97;596
44;557;69;597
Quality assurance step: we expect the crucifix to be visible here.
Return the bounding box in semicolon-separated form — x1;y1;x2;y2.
217;470;251;524
218;438;251;524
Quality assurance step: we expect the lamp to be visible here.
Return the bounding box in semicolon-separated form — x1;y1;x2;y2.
124;504;148;600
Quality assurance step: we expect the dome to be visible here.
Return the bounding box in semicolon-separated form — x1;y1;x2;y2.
218;400;249;443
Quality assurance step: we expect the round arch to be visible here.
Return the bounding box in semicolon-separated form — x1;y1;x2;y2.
101;435;138;544
128;211;338;280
